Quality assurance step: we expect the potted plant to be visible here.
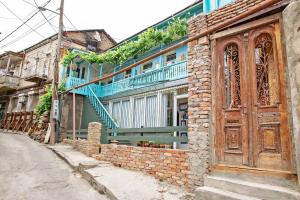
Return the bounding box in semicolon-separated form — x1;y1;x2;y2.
154;141;161;148
149;141;154;148
144;141;150;147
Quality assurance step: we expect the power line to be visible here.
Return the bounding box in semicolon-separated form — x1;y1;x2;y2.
33;0;57;33
0;10;40;43
0;0;45;38
0;14;57;49
63;13;77;30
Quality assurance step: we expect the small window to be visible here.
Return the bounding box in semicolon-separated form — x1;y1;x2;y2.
166;52;176;64
124;69;131;78
142;62;153;72
81;67;85;79
66;66;70;77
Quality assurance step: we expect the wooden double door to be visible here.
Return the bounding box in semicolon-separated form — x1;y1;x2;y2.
214;22;292;171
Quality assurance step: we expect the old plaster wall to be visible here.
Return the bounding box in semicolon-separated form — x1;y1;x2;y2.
283;0;300;185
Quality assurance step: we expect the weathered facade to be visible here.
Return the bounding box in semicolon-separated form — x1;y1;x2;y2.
59;0;300;198
0;30;116;136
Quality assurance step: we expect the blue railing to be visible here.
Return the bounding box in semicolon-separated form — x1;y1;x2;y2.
66;60;187;97
87;85;119;129
100;60;187;97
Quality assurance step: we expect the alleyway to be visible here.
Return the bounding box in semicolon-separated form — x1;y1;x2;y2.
0;133;107;200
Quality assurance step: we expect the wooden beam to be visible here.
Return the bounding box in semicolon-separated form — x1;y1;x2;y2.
107;126;188;133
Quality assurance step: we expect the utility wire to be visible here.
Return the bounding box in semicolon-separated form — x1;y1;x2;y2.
0;14;57;49
33;0;57;33
0;10;40;43
63;13;77;30
0;0;45;38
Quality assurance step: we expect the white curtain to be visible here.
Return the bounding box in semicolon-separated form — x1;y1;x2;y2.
145;96;158;127
112;101;121;125
133;97;145;128
121;100;131;128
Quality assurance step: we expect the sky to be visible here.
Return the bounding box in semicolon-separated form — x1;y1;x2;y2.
0;0;196;53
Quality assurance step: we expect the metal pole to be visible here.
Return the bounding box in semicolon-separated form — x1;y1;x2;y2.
50;0;64;145
73;92;76;141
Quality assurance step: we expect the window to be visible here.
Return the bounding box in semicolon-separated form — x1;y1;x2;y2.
255;33;278;106
224;43;241;109
166;53;176;64
66;66;70;77
142;62;153;72
124;69;131;78
81;67;85;79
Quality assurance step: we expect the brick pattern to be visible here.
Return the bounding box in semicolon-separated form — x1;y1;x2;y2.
87;122;102;156
187;14;211;188
207;0;264;27
62;122;102;156
93;144;191;189
63;138;89;155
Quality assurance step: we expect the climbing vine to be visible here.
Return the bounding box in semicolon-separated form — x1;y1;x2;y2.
61;18;188;66
35;81;66;116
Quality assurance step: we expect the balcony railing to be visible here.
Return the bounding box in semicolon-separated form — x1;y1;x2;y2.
0;75;20;91
100;60;187;97
66;60;188;97
23;66;48;83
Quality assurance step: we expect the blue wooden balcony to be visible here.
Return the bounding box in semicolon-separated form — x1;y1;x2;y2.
66;60;187;97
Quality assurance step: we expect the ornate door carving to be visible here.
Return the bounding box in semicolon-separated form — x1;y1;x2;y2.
214;22;292;171
215;35;249;166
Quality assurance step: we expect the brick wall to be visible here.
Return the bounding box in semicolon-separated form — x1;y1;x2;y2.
62;122;102;156
187;14;211;188
63;138;89;155
207;0;264;27
93;144;191;189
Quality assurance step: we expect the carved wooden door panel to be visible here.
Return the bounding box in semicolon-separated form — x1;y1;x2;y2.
215;35;249;166
247;23;292;171
215;22;292;171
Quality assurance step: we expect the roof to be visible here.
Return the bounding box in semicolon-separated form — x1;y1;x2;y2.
20;29;116;53
0;51;23;59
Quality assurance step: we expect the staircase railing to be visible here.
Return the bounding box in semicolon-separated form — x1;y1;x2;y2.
87;85;119;129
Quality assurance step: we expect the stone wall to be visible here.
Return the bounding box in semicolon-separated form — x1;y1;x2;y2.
283;0;300;185
187;14;211;188
94;145;191;189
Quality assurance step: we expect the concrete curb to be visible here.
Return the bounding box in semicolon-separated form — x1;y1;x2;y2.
47;146;118;200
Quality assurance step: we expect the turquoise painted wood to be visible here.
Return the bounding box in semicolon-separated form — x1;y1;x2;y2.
204;0;234;13
87;85;119;129
87;63;91;81
66;60;187;97
106;126;188;145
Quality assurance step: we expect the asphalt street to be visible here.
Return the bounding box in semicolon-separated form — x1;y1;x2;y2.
0;133;107;200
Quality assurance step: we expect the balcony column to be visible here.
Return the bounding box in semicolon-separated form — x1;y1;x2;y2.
87;63;91;81
173;90;178;149
6;55;11;75
99;64;103;78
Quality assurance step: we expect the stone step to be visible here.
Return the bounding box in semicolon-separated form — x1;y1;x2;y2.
195;186;260;200
204;175;300;200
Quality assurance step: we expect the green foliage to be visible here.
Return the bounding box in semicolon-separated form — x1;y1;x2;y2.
35;86;52;117
61;18;188;66
35;81;66;116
